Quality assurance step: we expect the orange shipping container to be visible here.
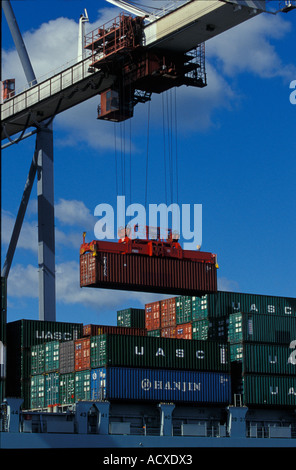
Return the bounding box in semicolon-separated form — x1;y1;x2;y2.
75;338;90;371
161;298;176;328
145;301;161;331
161;327;176;338
175;323;192;340
83;324;147;337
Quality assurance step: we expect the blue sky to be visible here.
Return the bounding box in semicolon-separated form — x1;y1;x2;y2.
1;0;296;327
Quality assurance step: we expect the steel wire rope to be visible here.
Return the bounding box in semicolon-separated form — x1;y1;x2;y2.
162;93;168;207
174;87;179;206
144;100;151;214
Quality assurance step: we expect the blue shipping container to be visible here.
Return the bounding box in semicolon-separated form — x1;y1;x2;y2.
91;367;231;404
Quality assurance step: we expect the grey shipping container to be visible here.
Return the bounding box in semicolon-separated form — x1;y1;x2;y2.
59;340;75;374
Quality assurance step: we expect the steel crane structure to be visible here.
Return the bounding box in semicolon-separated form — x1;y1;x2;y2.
1;0;295;322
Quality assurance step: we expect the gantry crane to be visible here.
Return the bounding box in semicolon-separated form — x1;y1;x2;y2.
1;0;295;322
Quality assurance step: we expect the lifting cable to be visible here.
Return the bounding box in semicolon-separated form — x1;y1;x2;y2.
145;100;151;213
162;88;179;207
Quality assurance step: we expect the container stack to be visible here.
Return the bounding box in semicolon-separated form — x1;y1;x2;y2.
27;331;231;408
6;291;296;411
145;295;228;341
6;319;83;409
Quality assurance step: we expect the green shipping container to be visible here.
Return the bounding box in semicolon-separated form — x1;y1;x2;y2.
75;370;91;401
147;330;161;337
31;344;45;375
59;373;75;405
232;342;296;376
117;308;145;328
230;343;243;362
206;291;296;317
192;318;229;341
90;334;230;372
243;374;296;407
176;296;192;324
30;374;45;409
45;341;59;372
45;372;59;406
192;319;209;340
228;312;296;344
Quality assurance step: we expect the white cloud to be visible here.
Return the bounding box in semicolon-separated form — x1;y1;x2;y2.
2;209;38;253
207;14;295;80
218;276;240;293
55;198;96;228
7;260;166;311
2;198;96;256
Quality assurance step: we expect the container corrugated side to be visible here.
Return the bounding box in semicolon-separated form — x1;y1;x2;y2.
228;313;296;344
31;344;45;375
90;334;230;372
30;374;45;409
45;341;59;372
59;372;75;404
80;251;217;295
44;372;59;406
160;298;176;328
192;318;229;341
59;340;75;374
242;374;296;407
90;367;231;404
117;308;145;328
175;323;192;340
206;291;296;317
83;324;147;337
75;370;91;401
176;296;192;324
234;342;296;376
74;337;90;371
147;330;161;337
7;319;83;348
145;301;161;331
6;320;82;404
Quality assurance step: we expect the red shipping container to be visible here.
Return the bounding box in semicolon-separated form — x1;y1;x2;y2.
80;251;217;296
83;324;147;337
175;323;192;340
145;301;161;331
74;338;90;371
160;298;176;328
